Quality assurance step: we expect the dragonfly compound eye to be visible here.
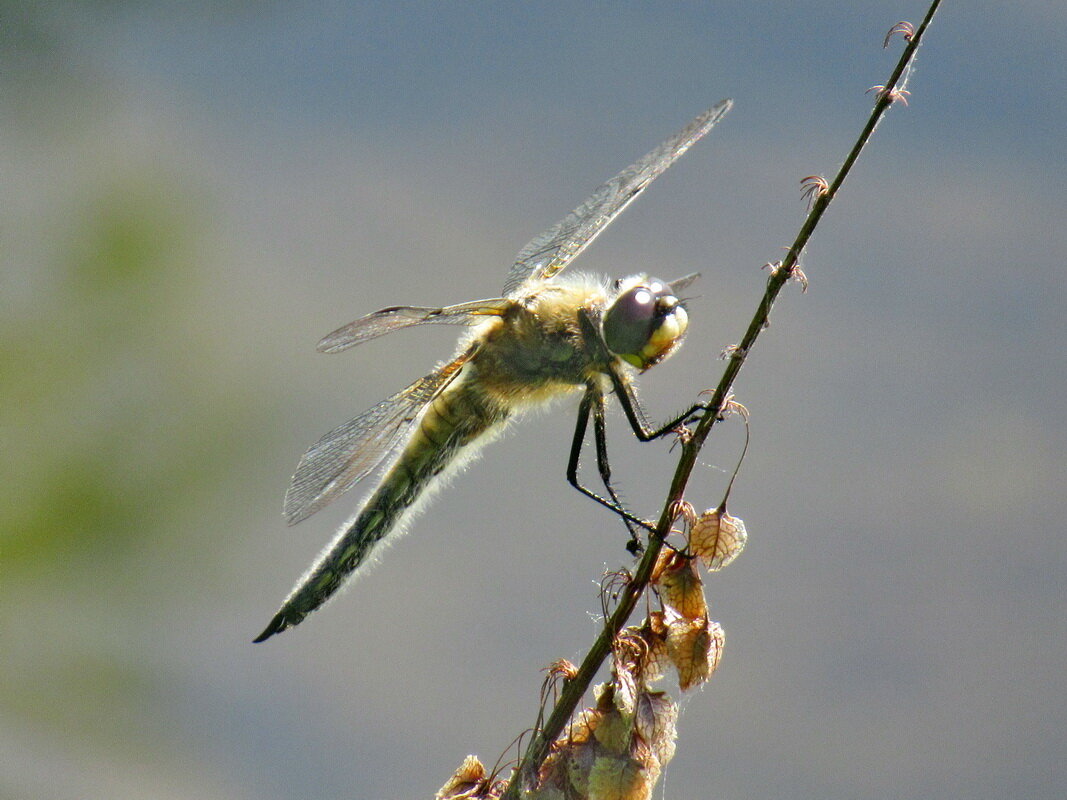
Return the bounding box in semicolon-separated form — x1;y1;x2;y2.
603;278;689;369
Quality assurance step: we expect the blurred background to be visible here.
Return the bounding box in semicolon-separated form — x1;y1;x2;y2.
3;2;1065;798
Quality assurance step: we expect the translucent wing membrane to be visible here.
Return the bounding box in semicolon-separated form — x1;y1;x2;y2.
282;355;469;524
503;99;733;297
668;272;701;296
317;298;513;354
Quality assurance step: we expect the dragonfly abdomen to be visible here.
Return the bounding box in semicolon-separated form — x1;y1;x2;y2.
255;376;507;641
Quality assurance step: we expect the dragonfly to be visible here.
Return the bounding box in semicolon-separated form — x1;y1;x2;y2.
254;99;732;642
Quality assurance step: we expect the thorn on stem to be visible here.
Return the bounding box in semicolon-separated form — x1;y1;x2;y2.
669;499;698;530
720;343;742;360
761;259;808;291
722;399;750;421
867;84;911;106
800;174;829;209
546;659;579;682
883;21;915;48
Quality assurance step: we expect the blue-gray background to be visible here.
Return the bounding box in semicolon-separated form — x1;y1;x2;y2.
4;3;1064;799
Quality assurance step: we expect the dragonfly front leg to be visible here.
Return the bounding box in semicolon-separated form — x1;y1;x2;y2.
606;366;709;442
567;387;655;536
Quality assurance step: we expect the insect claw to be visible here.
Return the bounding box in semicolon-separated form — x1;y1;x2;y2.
673;424;694;446
883;21;915;48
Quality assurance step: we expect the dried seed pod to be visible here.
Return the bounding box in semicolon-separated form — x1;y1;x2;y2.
612;634;643;715
634;691;679;767
437;755;489;800
655;551;707;621
666;616;726;691
690;507;747;571
593;709;632;755
635;618;670;685
587;755;654;800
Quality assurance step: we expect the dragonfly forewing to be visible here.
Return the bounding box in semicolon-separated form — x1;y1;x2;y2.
503;99;732;296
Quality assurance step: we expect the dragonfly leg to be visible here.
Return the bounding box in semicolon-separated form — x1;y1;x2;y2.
591;396;647;552
608;367;710;442
567;388;655;535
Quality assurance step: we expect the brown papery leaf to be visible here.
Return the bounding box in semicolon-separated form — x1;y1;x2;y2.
706;619;726;679
532;751;567;799
568;741;598;797
566;705;603;747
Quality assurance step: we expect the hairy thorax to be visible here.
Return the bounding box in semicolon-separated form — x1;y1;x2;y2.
465;274;614;407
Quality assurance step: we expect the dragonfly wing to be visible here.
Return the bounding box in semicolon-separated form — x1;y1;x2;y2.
503;99;733;297
317;298;513;354
282;354;469;524
668;272;701;296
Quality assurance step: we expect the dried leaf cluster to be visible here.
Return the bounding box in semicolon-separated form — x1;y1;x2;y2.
437;507;745;800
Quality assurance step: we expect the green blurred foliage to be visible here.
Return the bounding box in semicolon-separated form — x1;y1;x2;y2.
0;8;288;782
3;175;207;569
0;147;275;776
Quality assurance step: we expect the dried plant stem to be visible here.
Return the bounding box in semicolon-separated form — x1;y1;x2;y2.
502;3;942;796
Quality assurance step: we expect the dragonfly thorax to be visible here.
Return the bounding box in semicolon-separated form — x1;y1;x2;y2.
603;275;689;370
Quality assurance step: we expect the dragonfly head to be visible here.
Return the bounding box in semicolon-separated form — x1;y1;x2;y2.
603;275;691;370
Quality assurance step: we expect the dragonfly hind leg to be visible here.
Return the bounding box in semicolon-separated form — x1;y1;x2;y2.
567;388;654;549
593;398;648;553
